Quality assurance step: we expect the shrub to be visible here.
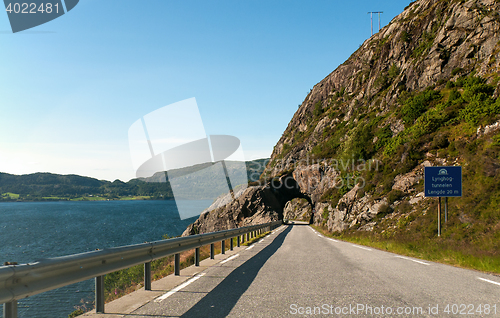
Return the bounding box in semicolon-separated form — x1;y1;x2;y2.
388;189;405;204
431;133;449;149
451;67;463;76
448;89;461;102
401;30;411;43
388;64;401;81
378;203;393;216
313;100;323;118
400;89;442;124
68;309;84;318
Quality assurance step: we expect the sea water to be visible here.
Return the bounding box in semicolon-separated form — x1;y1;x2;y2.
0;200;202;318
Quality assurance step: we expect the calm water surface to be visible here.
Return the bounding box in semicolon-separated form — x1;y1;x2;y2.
0;200;201;318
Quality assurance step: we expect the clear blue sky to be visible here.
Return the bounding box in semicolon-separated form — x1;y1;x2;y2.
0;0;411;182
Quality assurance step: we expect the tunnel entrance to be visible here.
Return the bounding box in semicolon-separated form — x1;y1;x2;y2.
267;173;314;224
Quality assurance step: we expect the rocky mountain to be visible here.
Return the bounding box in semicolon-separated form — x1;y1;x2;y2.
183;0;500;258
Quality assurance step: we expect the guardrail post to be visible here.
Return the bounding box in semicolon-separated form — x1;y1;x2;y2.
221;240;225;254
246;233;249;241
210;243;214;259
175;253;180;276
96;275;105;313
230;237;234;250
144;262;151;290
195;247;200;266
237;235;240;247
3;301;17;318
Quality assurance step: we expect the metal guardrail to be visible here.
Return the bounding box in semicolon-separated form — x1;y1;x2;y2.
0;220;282;318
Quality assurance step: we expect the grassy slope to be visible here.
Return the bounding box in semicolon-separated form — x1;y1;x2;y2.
310;75;500;274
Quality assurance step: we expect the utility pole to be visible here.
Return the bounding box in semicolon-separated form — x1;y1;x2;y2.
368;11;383;36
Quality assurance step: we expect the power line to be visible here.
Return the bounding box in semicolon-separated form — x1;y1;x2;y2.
368;11;383;36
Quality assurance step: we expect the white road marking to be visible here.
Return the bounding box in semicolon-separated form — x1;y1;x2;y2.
155;273;206;302
395;256;430;266
478;277;500;286
351;244;372;251
328;238;339;243
220;254;239;264
246;245;255;250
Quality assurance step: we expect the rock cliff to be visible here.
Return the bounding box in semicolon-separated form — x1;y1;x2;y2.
184;0;500;241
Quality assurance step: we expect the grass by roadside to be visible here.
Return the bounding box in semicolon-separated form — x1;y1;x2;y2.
235;231;270;247
310;225;500;276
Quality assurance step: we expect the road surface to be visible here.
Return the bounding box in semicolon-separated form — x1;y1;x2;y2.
118;224;500;317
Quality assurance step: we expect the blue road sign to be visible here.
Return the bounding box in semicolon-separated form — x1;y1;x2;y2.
424;166;462;197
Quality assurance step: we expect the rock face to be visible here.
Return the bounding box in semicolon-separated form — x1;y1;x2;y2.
392;169;424;193
182;185;281;236
292;164;340;204
263;0;500;177
184;0;500;236
182;174;307;235
283;198;312;221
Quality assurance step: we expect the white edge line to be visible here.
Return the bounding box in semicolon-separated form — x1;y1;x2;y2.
246;245;255;250
352;244;372;251
478;277;500;286
329;238;339;242
220;253;239;264
395;256;430;266
155;273;206;302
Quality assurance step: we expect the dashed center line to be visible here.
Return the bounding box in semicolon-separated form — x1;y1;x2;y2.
477;277;500;286
220;254;239;264
395;256;430;266
155;272;206;302
246;245;255;250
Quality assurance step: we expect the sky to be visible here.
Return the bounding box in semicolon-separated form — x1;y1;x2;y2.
0;0;412;182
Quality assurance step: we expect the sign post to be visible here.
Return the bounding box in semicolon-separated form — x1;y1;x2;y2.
424;166;462;236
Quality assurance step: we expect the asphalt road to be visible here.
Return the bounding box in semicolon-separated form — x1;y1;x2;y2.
123;224;500;317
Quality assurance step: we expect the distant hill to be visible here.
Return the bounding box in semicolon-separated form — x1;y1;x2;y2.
0;159;269;201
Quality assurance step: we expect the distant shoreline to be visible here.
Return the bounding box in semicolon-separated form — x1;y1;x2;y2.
0;195;176;203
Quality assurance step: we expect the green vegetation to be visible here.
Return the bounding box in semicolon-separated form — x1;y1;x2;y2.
68;309;84;318
305;74;500;272
412;31;436;58
400;89;442;124
238;230;270;246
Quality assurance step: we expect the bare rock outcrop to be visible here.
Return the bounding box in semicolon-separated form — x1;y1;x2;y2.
182;185;281;236
284;198;312;221
292;164;340;204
